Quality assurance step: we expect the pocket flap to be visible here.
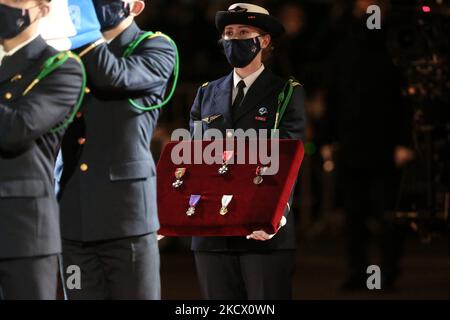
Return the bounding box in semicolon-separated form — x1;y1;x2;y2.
109;160;155;181
0;179;47;198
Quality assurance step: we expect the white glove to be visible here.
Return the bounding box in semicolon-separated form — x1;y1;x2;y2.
246;216;287;241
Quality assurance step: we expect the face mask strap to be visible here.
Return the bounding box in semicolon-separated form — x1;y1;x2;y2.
21;3;44;26
124;1;132;13
29;7;44;25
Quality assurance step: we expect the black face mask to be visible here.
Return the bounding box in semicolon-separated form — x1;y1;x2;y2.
222;37;262;68
0;4;31;40
93;0;131;31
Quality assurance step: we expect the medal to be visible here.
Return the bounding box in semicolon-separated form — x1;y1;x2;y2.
218;150;234;175
253;175;263;185
172;168;186;188
253;166;268;185
220;195;233;216
186;195;201;216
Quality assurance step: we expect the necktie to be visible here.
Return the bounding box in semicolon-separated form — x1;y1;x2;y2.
232;80;246;109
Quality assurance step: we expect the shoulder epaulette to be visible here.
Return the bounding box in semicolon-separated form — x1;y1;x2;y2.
288;78;302;88
124;31;172;58
147;31;172;42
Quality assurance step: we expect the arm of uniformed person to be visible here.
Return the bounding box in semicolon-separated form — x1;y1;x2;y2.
247;85;306;241
66;0;175;95
81;36;176;96
189;85;205;137
277;85;306;218
278;85;306;141
0;59;83;153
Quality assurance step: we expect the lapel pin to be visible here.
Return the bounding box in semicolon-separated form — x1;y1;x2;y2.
202;114;222;124
258;107;268;116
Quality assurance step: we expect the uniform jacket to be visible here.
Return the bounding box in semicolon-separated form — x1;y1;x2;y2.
59;22;176;242
0;36;83;259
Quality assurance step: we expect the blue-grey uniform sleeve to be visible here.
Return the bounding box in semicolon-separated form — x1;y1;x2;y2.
189;86;205;137
278;86;306;141
81;36;176;95
0;59;83;153
278;85;307;220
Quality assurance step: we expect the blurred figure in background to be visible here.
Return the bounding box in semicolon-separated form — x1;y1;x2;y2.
322;0;414;290
272;1;306;80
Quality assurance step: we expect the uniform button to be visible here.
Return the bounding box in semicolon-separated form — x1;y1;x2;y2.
4;92;12;100
80;163;88;172
226;131;233;138
78;138;86;145
85;87;91;94
76;112;83;118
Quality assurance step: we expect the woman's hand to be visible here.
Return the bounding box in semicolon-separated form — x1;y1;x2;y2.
246;216;287;241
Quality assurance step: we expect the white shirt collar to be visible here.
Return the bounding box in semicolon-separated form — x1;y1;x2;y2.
233;64;265;90
3;33;40;57
106;36;116;44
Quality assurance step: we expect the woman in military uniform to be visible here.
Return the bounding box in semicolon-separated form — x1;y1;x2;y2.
189;3;306;299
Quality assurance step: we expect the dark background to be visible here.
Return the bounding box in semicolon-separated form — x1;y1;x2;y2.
135;0;450;299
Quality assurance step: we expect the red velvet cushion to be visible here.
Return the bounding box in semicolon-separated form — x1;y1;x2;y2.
157;139;304;236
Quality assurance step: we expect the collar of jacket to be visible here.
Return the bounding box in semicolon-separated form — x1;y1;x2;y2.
212;68;279;124
107;21;141;56
0;36;48;83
